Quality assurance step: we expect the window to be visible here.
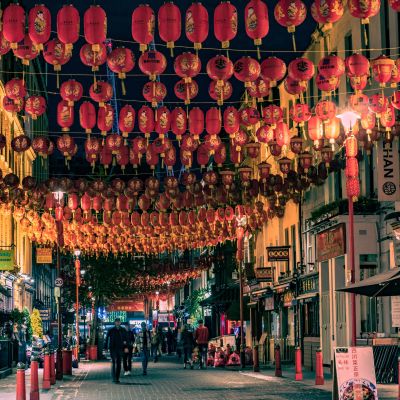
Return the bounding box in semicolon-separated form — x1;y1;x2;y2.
360;264;378;333
303;300;320;337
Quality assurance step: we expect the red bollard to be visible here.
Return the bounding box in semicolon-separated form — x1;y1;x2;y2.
253;345;260;372
42;350;51;390
50;350;56;385
315;348;324;385
295;347;303;381
16;362;26;400
62;350;72;376
274;344;282;377
30;357;39;400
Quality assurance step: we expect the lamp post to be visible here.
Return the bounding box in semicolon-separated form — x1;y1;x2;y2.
337;110;360;347
166;282;171;329
52;190;65;380
74;249;81;362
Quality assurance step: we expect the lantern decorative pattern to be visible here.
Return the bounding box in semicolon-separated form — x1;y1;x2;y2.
84;5;107;52
119;105;136;138
185;3;209;50
131;5;155;52
28;5;51;51
139;50;167;81
57;5;80;53
214;1;238;48
158;2;181;54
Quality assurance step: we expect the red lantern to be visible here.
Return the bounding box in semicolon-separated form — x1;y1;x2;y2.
105;134;123;155
290;103;311;126
346;176;360;199
391;91;400;110
138;50;167;80
84;5;107;52
274;122;290;147
97;104;114;135
0;32;11;58
28;5;51;51
345;53;370;78
389;0;400;10
60;80;83;106
214;2;238;49
107;47;135;95
284;76;307;95
288;58;315;83
164;147;177;170
171;107;187;141
315;100;337;122
290;136;303;154
13;34;38;65
298;151;313;171
256;125;274;143
138;105;155;139
316;74;340;93
80;42;107;71
209;80;233;106
233;129;249;152
142;81;167;107
57;5;80;54
360;112;376;138
278;157;292;175
181;135;198;152
89;81;113;107
368;93;388;117
350;93;370;114
155;106;171;139
158;2;181;55
274;0;307;33
263;105;283;127
318;55;345;79
79;102;96;134
245;142;261;159
205;134;222;155
146;146;159;169
85;137;101;168
32;137;51;158
185;3;209;50
234;56;261;87
197;143;210;168
245;0;269;49
223;106;240;138
324;117;341;144
247;77;270;101
57;134;75;156
118;105;135;138
174;52;201;83
348;0;380;24
206;108;222;136
240;106;260;127
189;108;204;140
207;55;234;86
25;96;46;120
3;96;24;114
131;5;155;52
43;39;71;71
3;4;25;49
260;57;286;87
57;100;74;132
174;79;198;105
311;0;344;28
380;104;396;132
180;148;193;169
371;55;395;87
308;116;323;144
11;135;31;153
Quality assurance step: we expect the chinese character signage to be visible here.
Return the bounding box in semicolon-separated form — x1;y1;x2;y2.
299;274;319;295
266;246;290;261
0;249;14;271
107;299;144;312
39;309;51;321
283;291;294;307
377;139;400;201
36;247;53;264
333;347;378;400
254;266;273;282
391;296;400;327
104;311;127;323
316;223;346;262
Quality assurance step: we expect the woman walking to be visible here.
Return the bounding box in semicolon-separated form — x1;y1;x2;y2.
181;324;194;369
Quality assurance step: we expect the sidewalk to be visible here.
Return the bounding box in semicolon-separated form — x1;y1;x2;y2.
239;364;398;400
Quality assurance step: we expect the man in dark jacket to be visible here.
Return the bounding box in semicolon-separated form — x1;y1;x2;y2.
123;325;135;376
105;318;127;383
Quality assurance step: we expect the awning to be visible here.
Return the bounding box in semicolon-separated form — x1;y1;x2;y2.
336;268;400;297
296;292;319;301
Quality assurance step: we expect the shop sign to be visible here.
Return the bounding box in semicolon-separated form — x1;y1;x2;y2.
107;300;144;312
36;247;53;264
264;296;275;311
104;311;127;323
266;246;290;261
299;275;319;295
316;223;346;262
0;249;14;271
391;296;400;327
333;347;378;400
377;139;400;202
254;266;273;282
283;291;294;307
39;309;51;321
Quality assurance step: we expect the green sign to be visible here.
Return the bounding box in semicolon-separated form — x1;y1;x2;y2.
0;249;14;271
104;311;127;323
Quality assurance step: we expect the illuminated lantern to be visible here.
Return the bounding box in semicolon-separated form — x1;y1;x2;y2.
118;105;135;138
213;143;226;167
57;5;80;53
57;100;74;132
230;144;243;165
290;136;303;154
247;77;270;102
97;104;114;135
318;55;345;79
171;107;187;142
390;63;400;87
391;91;400;110
345;157;359;178
174;52;201;83
107;47;135;95
13;34;39;65
274;0;307;35
223;106;240;138
345;53;370;78
207;55;234;86
25;96;46;120
209;80;233;106
370;55;395;87
116;146;129;171
180;148;193;169
204;134;222;154
185;3;209;50
368;93;388;117
308;116;323;144
85;137;101;168
142;81;167;107
260;57;286;87
3;97;24;114
28;5;51;51
311;0;344;29
288;57;315;83
389;0;400;10
89;81;113;107
315;100;337;122
233;129;249;152
316;74;340;93
278;157;291;175
138;105;155;139
290;103;311;126
138;50;167;80
131;137;147;159
345;136;358;157
206;108;222;136
256;125;274;143
298;151;313;171
32;137;51;158
84;5;107;52
324;117;341;144
174;79;198;105
263;105;283;128
350;75;368;93
245;0;269;57
43;39;71;73
164;147;177;170
3;4;25;49
131;4;155;52
60;79;83;106
0;32;11;58
80;42;107;71
350;93;370;114
240;106;260;127
274;121;290;147
57;133;74;157
360;112;376;139
11;135;31;153
181;134;198;153
158;2;181;55
105;134;123;155
146;146;159;169
346;176;360;199
234;56;261;87
214;1;237;49
129;147;141;168
155;106;171;139
197;143;210;168
79;102;96;134
189;108;204;140
348;0;380;24
380;105;396;133
284;76;307;96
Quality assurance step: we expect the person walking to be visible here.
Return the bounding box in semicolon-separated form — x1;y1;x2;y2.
123;325;135;376
104;318;127;384
150;327;161;362
181;324;194;369
194;320;209;369
166;328;174;355
136;322;151;375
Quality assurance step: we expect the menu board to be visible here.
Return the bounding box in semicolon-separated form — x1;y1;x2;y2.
333;347;378;400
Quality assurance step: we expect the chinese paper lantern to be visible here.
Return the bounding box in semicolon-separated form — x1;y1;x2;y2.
57;5;80;54
138;50;167;80
0;32;11;58
284;76;307;96
345;53;370;78
350;93;370;114
318;55;345;80
131;5;155;52
274;121;290;147
324;117;341;144
85;137;101;168
171;107;187;142
223;106;240;138
32;137;50;158
146;146;159;169
380;104;396;133
290;136;303;154
97;104;114;135
138;105;155;139
311;0;344;29
348;0;380;24
240;106;260;127
57;133;74;157
207;55;234;86
3;4;25;49
204;134;222;155
11;135;31;153
290;103;311;126
346;176;360;199
174;79;198;105
25;96;46;120
260;57;286;87
189;107;204;140
263;105;283;128
233;129;249;152
142;81;167;107
234;56;261;87
371;55;395;87
60;79;83;106
89;81;113;107
390;62;400;87
389;0;400;10
80;42;107;71
155;106;171;139
79;102;96;134
84;5;107;52
118;105;135;138
158;2;181;55
3;96;24;114
288;58;315;83
214;1;237;49
105;134;123;155
256;125;274;143
307;116;323;144
391;91;400;110
245;0;269;57
164;147;177;170
196;143;210;168
28;5;51;51
43;39;71;72
107;47;135;95
368;93;388;117
247;77;270;102
180;148;193;169
13;34;38;65
316;74;340;94
209;80;233;106
206;107;222;136
315;100;337;123
174;52;201;83
245;142;261;159
57;100;74;132
185;3;209;50
360;112;376;139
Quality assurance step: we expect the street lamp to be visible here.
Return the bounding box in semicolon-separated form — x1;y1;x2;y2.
337;110;360;347
166;282;171;329
74;249;81;363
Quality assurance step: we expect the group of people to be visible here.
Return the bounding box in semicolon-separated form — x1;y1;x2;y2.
104;318;210;383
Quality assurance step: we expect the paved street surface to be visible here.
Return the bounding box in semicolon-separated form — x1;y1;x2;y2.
0;357;396;400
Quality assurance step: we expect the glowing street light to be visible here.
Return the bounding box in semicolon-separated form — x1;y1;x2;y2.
336;110;360;134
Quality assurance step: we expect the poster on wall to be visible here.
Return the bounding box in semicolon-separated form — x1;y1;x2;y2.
333;347;378;400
